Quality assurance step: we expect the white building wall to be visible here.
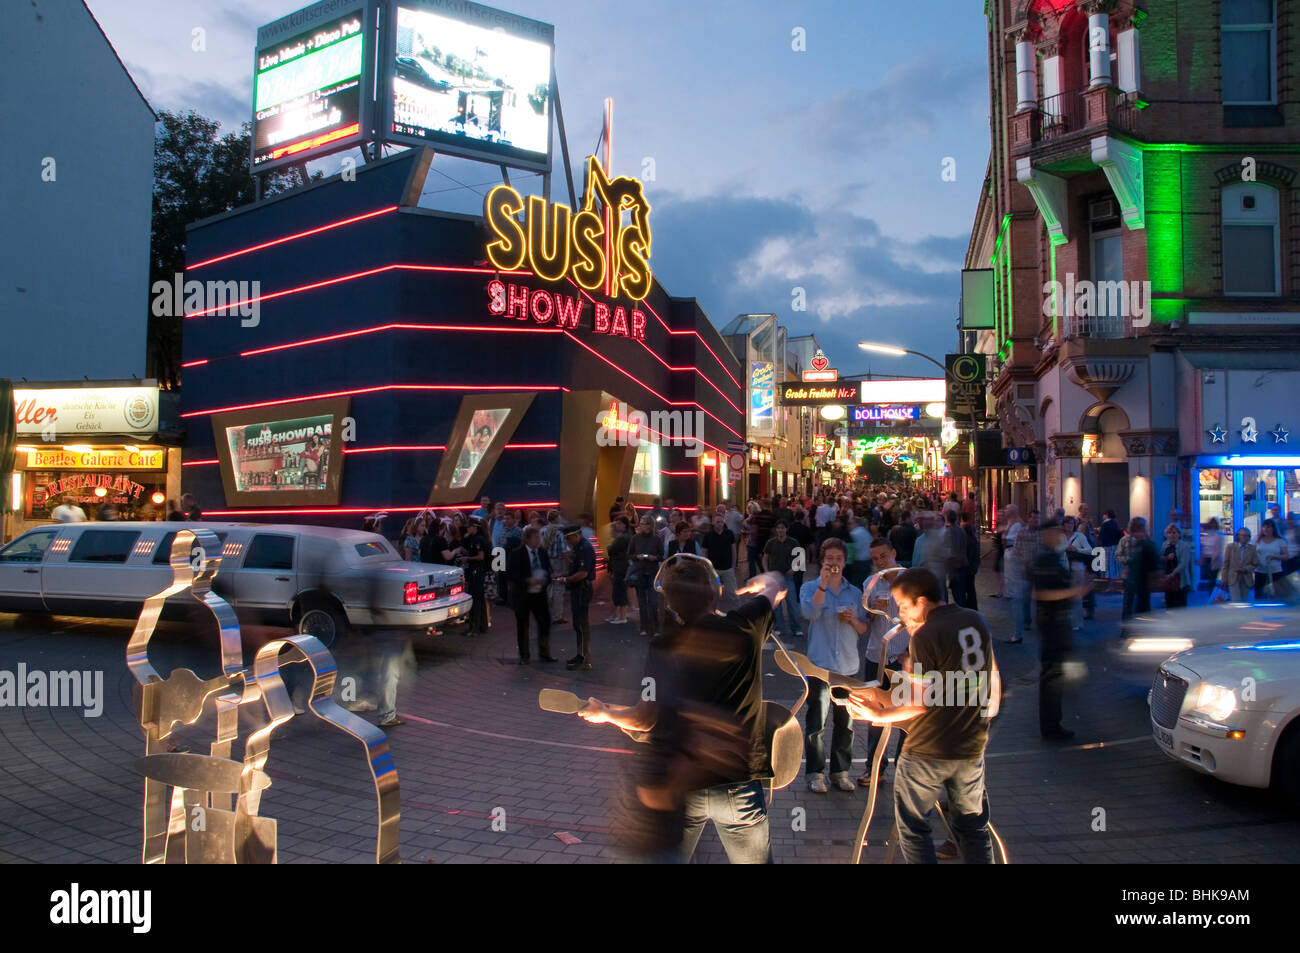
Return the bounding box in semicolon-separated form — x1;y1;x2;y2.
0;1;155;381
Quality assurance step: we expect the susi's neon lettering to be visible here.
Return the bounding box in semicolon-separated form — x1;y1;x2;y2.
484;156;652;300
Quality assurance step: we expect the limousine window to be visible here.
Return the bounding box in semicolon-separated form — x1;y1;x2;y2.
244;534;294;571
68;530;142;564
0;529;58;562
152;531;229;565
354;541;391;558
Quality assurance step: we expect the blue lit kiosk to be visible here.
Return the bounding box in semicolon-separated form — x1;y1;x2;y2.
1188;355;1300;540
181;147;745;534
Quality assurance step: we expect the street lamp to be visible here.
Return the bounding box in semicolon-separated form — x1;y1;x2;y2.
858;341;947;374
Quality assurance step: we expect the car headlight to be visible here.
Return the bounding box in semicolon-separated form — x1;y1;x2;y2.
1192;683;1237;723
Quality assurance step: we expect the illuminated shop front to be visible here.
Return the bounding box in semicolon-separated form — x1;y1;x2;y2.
179;148;743;528
7;383;181;537
1182;356;1300;542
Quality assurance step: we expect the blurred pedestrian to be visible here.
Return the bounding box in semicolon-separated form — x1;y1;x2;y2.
1032;520;1087;741
1220;528;1257;602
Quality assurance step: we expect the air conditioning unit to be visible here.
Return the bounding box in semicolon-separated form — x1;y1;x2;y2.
1089;197;1118;222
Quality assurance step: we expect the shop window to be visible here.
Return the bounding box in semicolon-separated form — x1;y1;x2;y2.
69;531;142;564
630;442;660;496
0;528;58;563
243;534;295;571
1221;182;1280;295
1221;0;1275;105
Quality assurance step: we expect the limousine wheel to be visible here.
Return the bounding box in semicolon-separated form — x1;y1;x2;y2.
297;602;347;649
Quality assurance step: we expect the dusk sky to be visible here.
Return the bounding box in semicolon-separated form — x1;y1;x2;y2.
88;0;991;379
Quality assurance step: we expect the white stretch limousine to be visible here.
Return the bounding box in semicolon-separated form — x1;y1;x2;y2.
0;522;470;645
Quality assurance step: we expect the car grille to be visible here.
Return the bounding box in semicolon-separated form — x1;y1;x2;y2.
1150;669;1188;729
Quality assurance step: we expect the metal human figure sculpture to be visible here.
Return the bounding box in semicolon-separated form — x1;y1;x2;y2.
128;529;400;864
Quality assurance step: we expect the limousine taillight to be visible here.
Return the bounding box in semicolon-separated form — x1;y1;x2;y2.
404;581;464;605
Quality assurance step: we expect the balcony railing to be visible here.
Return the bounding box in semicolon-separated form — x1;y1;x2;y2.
1065;310;1131;340
1038;88;1087;141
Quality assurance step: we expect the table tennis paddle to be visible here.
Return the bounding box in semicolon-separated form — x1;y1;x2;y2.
538;688;586;714
773;648;877;693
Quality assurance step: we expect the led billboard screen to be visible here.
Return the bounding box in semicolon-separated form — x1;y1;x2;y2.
211;397;349;507
386;1;554;171
252;3;370;171
858;379;946;405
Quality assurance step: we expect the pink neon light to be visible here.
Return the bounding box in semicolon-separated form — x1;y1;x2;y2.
185;264;535;319
561;330;743;443
341;443;555;454
238;322;560;358
181;359;209;368
639;298;741;389
182;459;218;466
187;206;399;271
182;384;562;419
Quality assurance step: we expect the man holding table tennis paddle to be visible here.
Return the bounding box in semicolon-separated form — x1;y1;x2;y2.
570;560;788;863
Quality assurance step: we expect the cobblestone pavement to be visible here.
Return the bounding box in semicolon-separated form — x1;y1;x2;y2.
1;569;1298;864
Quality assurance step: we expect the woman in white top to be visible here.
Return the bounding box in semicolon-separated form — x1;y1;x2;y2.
1002;504;1028;642
1064;516;1094;629
1253;518;1289;598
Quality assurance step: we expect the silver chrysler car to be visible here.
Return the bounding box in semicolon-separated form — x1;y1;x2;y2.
0;521;470;646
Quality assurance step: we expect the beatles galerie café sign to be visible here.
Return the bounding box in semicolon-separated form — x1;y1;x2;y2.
13;387;159;436
22;448;165;470
483;156;653;338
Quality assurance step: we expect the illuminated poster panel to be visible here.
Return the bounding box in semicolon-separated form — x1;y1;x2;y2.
210;396;350;507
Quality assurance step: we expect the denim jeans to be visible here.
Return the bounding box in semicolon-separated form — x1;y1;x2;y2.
804;682;853;778
893;753;993;864
678;779;772;864
777;574;803;635
373;636;409;723
634;577;659;634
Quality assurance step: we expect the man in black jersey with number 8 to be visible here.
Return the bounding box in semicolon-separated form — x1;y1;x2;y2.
847;567;1001;863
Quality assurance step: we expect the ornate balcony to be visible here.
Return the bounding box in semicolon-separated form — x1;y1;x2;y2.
1011;87;1142;159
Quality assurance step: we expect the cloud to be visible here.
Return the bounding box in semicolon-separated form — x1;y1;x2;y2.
649;190;964;372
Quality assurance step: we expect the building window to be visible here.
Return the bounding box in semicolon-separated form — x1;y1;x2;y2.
1221;181;1280;296
630;441;660;496
1221;0;1276;104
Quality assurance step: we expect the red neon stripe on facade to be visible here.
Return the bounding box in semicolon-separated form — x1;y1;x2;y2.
270;122;359;161
181;384;562;418
660;471;696;476
186;265;534;319
181;359;209;368
562;330;743;442
188;206;399;271
201;502;560;516
344;445;447;454
341;443;554;454
237;322;560;358
182;459;218;466
639;298;741;389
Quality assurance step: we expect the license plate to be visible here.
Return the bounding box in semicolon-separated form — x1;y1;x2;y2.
1153;723;1174;750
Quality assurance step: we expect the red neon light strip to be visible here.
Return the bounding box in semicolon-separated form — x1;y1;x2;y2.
342;443;555;454
181;359;209;368
639;298;741;389
660;471;696;476
181;383;562;419
202;502;561;516
270;122;359;161
188;206;398;271
182;459;218;467
238;322;559;358
561;330;743;442
185;264;534;319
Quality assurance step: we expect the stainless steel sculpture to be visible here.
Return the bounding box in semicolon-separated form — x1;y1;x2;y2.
128;529;400;863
